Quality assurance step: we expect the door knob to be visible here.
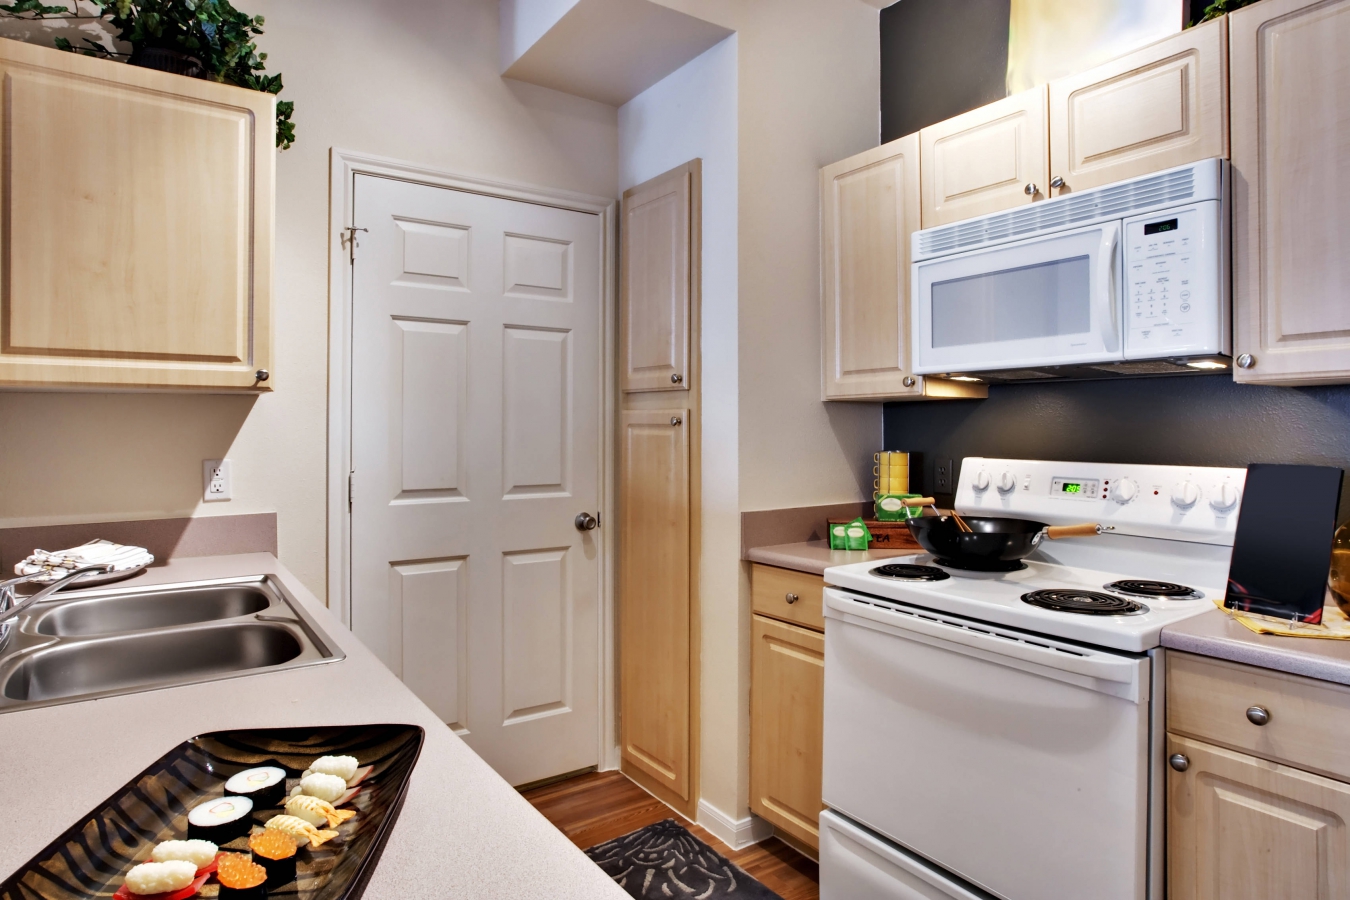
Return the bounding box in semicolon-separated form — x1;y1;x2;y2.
785;592;799;605
574;513;598;532
1246;706;1270;726
1050;175;1065;190
1236;353;1256;369
1024;183;1038;196
670;416;683;426
671;373;684;384
1169;754;1190;772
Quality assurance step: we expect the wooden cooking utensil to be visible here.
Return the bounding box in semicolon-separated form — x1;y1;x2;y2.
1044;523;1108;539
900;496;973;533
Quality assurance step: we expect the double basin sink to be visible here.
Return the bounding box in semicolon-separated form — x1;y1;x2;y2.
0;575;344;713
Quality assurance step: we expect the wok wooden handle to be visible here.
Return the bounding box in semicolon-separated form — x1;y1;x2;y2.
1046;523;1104;539
901;497;936;508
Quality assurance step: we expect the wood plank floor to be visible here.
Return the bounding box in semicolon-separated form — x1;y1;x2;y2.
522;770;819;900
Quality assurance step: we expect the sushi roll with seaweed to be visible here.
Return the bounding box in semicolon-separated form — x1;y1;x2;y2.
187;796;254;844
263;814;338;848
285;794;356;829
248;829;298;888
224;766;287;809
216;854;268;900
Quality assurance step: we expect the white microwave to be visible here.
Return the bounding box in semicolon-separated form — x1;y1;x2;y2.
911;159;1229;381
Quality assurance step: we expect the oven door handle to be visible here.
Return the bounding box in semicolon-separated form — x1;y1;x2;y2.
1097;222;1121;353
825;590;1146;698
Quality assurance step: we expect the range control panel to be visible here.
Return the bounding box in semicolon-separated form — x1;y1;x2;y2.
956;458;1247;545
1123;200;1227;360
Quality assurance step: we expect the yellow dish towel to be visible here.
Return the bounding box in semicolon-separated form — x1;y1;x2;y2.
1215;598;1350;640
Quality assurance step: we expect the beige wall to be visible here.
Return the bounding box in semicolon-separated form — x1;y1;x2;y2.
0;0;618;597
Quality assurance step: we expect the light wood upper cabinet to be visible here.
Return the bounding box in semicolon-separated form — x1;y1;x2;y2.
820;136;987;402
0;39;274;391
1048;18;1228;197
620;162;697;393
750;613;825;851
1168;734;1350;900
920;86;1048;227
618;407;691;802
1230;0;1350;385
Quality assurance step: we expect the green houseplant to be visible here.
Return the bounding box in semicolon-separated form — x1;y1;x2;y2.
0;0;294;148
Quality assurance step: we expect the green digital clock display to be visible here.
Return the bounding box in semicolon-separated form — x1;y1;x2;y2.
1061;483;1083;494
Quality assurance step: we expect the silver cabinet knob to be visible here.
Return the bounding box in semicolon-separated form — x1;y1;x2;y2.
1024;183;1038;196
1236;353;1256;369
1169;753;1190;772
1246;705;1270;726
1050;175;1065;190
574;512;598;532
785;592;799;605
671;373;684;384
670;416;682;426
902;375;917;388
254;369;270;382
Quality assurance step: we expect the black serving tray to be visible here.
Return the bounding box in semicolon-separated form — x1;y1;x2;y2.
0;724;425;900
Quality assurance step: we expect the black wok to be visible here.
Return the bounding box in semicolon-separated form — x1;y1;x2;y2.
907;515;1105;571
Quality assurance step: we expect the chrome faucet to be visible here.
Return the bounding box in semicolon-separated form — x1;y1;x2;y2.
0;565;114;648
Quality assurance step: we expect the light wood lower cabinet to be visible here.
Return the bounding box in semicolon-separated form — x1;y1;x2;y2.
1168;734;1350;900
1167;651;1350;898
1230;0;1350;385
751;614;825;851
0;38;274;391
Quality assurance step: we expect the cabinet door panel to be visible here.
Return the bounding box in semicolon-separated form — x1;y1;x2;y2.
1168;734;1350;900
821;135;921;400
1049;18;1228;196
619;408;690;800
621;165;692;393
1231;0;1350;384
920;87;1048;227
0;39;273;390
750;615;825;850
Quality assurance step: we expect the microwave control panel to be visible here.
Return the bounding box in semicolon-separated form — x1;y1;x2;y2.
1122;200;1228;360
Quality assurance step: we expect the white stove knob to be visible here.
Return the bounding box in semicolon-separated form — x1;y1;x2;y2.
1109;478;1139;504
996;471;1017;494
1171;481;1201;510
1210;483;1241;513
972;471;991;492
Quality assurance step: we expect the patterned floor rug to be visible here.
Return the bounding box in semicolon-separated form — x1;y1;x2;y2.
585;819;784;899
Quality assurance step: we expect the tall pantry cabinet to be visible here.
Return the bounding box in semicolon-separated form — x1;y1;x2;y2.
618;160;701;817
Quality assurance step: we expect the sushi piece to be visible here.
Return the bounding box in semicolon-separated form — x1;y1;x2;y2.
290;772;346;804
303;755;373;787
263;814;339;848
187;796;254;844
216;853;268;900
248;829;298;888
285;794;356;829
113;861;210;900
224;766;287;809
150;840;218;874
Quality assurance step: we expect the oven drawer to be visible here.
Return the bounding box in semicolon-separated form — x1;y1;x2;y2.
1167;651;1350;783
752;564;824;631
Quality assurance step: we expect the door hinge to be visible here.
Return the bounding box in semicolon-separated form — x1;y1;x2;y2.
342;226;368;264
347;471;354;510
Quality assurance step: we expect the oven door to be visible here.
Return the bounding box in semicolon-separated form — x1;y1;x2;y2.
912;221;1122;375
822;589;1151;900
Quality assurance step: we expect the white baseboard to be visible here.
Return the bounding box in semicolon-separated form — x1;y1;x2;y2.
697;799;774;851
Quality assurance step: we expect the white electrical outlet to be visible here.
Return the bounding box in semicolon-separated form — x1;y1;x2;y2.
203;459;232;502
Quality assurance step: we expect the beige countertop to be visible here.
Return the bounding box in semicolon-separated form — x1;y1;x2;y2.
1161;606;1350;686
0;553;625;899
746;540;911;576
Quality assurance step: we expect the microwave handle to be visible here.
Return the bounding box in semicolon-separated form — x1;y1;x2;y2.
1098;223;1120;351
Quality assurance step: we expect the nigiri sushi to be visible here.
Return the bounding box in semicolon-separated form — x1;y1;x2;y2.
123;860;198;896
285;794;356;829
304;755;358;782
290;772;346;803
150;839;218;872
264;814;339;848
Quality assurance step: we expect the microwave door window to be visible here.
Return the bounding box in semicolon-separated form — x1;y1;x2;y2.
930;255;1092;348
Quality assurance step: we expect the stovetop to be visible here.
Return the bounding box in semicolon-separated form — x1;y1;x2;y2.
826;551;1221;652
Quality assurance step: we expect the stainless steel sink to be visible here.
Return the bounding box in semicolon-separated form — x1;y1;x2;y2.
0;575;344;713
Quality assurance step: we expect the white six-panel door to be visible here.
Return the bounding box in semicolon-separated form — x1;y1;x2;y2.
350;174;602;786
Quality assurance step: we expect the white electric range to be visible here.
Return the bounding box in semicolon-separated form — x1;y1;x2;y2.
818;458;1246;900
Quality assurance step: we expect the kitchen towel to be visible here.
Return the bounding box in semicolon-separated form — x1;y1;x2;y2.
14;539;153;582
